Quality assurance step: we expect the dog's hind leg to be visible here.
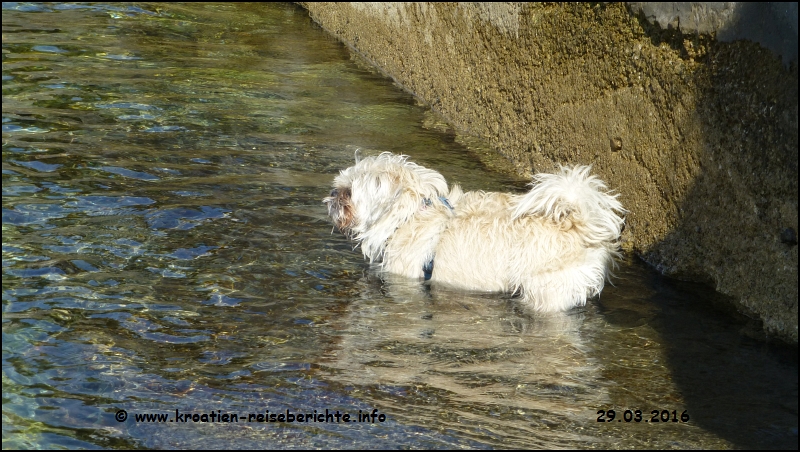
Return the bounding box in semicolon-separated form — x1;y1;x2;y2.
515;250;609;313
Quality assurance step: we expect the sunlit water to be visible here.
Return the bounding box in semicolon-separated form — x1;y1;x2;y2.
2;3;796;449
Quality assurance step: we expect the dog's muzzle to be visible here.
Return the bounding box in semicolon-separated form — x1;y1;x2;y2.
324;187;355;234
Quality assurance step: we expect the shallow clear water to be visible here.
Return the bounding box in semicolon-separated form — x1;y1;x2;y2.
2;3;796;449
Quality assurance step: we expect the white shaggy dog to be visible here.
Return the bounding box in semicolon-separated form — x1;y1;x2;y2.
324;152;625;312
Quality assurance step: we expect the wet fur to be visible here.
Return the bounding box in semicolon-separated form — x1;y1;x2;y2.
324;152;625;312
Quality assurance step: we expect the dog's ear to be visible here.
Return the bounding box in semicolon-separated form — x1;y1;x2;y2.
416;168;449;198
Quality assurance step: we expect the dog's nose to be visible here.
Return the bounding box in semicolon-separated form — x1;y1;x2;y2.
330;189;338;198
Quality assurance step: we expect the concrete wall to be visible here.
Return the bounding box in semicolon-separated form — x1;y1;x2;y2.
299;2;798;343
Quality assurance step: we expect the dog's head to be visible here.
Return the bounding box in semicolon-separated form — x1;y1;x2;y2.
323;152;448;259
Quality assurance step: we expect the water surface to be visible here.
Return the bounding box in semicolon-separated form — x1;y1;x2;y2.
3;3;796;449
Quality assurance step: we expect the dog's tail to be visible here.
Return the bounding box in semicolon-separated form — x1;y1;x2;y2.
511;165;625;245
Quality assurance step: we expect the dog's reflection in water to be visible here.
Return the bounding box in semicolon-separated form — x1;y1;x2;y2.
321;271;607;415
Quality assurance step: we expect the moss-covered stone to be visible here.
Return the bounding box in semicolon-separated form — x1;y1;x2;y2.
299;2;798;343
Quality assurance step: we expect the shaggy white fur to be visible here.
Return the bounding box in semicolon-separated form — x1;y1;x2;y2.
324;152;625;312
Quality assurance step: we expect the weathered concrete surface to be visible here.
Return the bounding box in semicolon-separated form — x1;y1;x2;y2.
628;2;798;65
299;3;798;342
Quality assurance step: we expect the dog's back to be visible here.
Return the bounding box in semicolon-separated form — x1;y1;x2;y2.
432;165;625;312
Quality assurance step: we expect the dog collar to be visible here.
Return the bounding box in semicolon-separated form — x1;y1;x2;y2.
422;196;454;211
420;196;453;281
423;258;434;281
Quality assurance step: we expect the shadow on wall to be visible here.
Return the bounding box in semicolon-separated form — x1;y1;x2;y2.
628;5;798;340
616;7;799;448
629;2;798;66
717;2;797;66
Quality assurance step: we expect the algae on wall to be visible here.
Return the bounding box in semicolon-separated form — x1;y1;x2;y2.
300;2;798;343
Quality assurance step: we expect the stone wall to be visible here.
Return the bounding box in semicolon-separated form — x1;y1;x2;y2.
298;2;798;343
